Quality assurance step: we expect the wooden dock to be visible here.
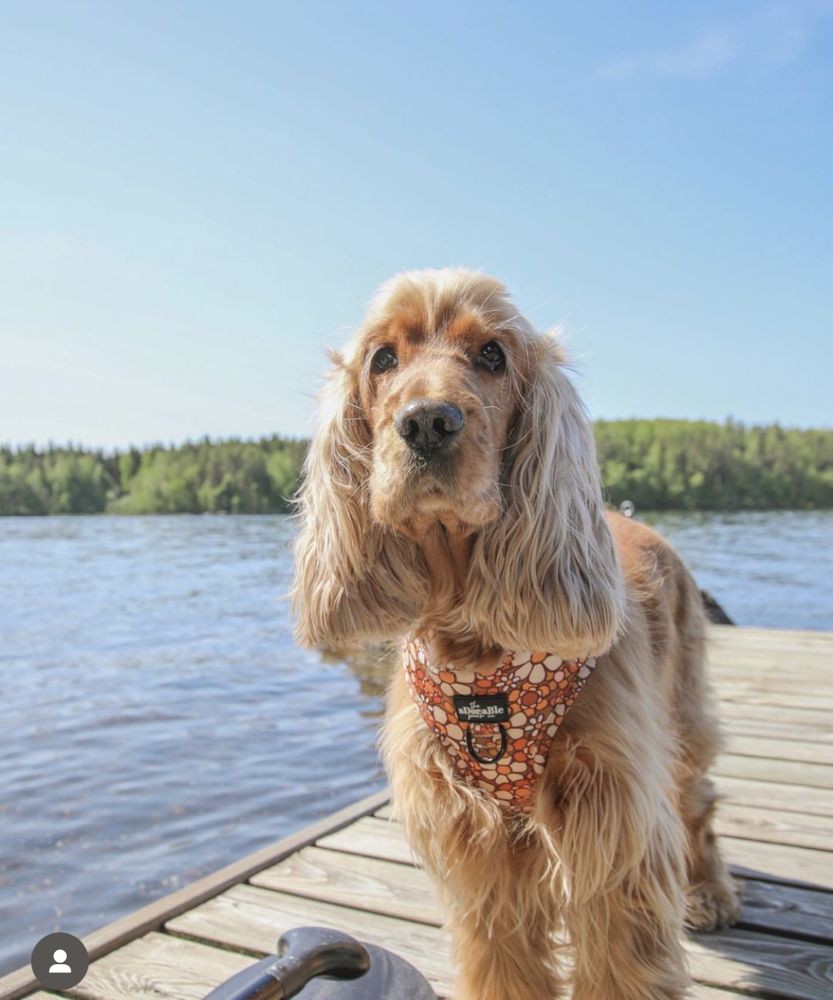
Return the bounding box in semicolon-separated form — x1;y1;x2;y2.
4;625;832;1000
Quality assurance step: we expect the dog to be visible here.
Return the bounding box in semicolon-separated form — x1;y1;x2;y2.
292;268;740;999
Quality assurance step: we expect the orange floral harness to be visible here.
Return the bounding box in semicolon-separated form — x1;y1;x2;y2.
404;636;597;813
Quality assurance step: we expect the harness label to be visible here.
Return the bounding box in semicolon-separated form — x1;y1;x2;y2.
453;694;510;724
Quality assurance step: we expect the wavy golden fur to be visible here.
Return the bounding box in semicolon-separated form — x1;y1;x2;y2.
293;269;739;1000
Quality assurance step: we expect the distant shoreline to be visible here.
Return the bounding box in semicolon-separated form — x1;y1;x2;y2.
2;506;832;518
2;419;832;515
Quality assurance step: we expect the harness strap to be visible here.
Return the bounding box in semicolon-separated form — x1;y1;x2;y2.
403;636;597;813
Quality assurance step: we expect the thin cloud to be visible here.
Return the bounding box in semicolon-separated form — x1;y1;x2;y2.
599;0;833;81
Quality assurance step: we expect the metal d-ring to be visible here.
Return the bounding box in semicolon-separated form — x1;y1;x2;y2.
465;723;508;765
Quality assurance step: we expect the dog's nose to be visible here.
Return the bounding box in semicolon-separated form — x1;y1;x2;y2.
395;399;464;457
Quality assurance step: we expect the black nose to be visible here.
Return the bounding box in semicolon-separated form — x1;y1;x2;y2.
395;399;464;457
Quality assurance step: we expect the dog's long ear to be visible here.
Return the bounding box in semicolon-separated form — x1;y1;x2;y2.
465;335;625;658
292;353;427;649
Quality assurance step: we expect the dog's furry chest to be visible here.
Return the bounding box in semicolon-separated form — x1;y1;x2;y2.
403;635;597;813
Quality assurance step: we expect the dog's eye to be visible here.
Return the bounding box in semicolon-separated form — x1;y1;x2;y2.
371;346;398;374
477;341;505;372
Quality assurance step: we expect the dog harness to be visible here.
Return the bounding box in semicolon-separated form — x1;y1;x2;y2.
404;636;597;813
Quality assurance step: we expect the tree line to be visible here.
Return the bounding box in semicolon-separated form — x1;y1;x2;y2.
0;436;306;515
1;420;832;516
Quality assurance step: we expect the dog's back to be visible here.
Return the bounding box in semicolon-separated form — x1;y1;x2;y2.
608;511;715;742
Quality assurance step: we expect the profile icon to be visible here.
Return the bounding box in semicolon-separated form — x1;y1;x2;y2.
49;948;72;974
31;932;88;988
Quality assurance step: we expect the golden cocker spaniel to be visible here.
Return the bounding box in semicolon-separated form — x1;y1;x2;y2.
293;269;739;1000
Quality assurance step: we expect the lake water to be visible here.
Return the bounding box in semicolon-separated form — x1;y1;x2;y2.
1;511;831;976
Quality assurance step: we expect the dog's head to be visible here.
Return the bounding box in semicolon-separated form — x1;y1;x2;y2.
357;270;524;537
293;269;624;659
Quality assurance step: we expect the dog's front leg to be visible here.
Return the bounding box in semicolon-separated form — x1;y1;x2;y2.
559;767;692;1000
383;676;567;999
445;832;567;1000
450;913;564;1000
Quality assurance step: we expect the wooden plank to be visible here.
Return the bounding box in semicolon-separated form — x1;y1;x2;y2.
718;701;833;729
715;803;833;852
713;664;832;683
725;736;833;766
714;774;833;818
317;816;415;865
717;689;833;712
713;661;832;675
708;632;833;657
250;846;443;925
166;883;454;997
707;625;833;648
738;879;833;945
713;665;832;681
714;660;833;681
720;717;833;745
29;932;253;1000
712;667;833;684
715;675;833;697
687;927;833;1000
722;837;833;891
710;630;832;666
692;991;762;1000
714;753;833;789
0;789;390;1000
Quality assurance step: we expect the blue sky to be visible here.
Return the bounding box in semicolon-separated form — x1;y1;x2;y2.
2;0;831;447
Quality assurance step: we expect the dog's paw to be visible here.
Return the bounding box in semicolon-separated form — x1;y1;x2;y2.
685;878;741;931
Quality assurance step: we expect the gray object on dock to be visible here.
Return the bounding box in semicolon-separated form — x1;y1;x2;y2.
203;926;436;1000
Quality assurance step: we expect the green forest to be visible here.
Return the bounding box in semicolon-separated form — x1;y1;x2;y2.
1;420;832;515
